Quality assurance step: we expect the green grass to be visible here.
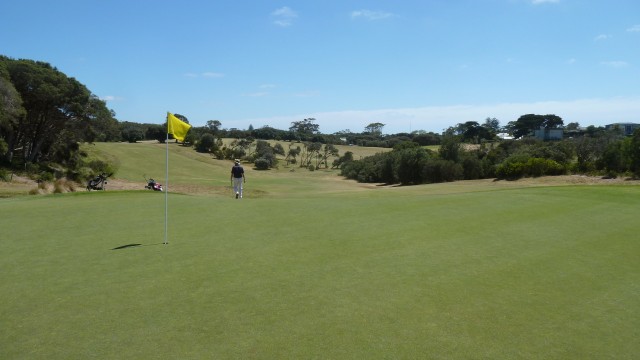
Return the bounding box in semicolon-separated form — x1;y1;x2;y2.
1;143;639;359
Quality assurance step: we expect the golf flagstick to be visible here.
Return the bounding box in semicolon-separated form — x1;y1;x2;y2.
164;121;169;245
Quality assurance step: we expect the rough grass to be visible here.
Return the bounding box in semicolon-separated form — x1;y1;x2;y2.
1;142;639;359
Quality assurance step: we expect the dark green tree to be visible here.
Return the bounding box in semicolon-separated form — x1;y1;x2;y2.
482;117;501;134
205;120;222;134
458;121;492;143
253;140;277;169
626;129;640;177
285;145;301;165
273;143;285;156
300;142;322;168
318;144;339;168
507;114;564;139
332;151;354;169
146;124;166;143
196;133;216;153
396;147;430;185
121;126;144;143
0;63;25;164
364;122;385;136
439;136;461;162
289;118;319;140
3;58;112;165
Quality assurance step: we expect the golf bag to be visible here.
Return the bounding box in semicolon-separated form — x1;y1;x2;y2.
145;177;163;191
87;173;110;191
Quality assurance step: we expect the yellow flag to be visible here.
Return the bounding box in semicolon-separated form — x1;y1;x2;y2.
167;112;192;141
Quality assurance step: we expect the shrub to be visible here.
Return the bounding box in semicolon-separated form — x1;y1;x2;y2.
37;181;47;190
0;168;9;182
39;171;54;183
196;134;216;153
86;160;117;177
495;162;525;180
422;159;463;183
496;157;565;180
462;156;483;180
254;158;270;170
53;180;65;193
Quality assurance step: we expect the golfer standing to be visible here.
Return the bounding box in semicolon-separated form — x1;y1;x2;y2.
230;159;245;199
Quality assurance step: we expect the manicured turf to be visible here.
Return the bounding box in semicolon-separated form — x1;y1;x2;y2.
1;181;639;358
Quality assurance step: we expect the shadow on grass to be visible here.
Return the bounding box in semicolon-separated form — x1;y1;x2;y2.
111;243;165;250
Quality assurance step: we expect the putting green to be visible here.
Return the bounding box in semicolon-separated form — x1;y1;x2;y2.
1;183;638;359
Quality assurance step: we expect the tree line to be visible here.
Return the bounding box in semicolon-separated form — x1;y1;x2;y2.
340;128;640;185
2;55;638;183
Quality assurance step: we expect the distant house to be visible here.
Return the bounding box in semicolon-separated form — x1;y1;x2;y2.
605;123;640;136
533;127;563;141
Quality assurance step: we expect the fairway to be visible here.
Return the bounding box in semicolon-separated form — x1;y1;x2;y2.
1;178;639;358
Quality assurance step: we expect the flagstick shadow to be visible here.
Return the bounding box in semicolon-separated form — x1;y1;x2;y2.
111;243;165;250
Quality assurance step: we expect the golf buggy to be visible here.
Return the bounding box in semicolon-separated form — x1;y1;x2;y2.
144;176;164;192
86;173;110;191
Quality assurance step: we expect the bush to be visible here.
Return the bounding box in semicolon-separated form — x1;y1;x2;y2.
495;161;525;180
462;156;483;180
0;168;9;182
53;179;66;193
53;179;76;193
196;134;216;153
38;171;54;183
496;157;565;180
121;127;144;143
87;160;116;176
254;158;270;170
422;159;463;183
525;158;565;177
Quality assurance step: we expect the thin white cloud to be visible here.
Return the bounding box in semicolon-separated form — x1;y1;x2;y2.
202;72;224;78
531;0;560;4
566;58;577;64
293;90;320;98
350;10;396;21
100;95;122;102
601;60;629;68
243;92;270;97
594;34;611;41
627;24;640;32
271;6;298;27
184;72;224;78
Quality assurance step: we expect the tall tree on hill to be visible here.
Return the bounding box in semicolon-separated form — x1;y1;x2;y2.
289;118;319;140
507;114;564;139
300;142;322;168
364;122;385;136
317;144;339;168
482;117;501;134
0;62;25;163
206;120;222;135
2;58;114;165
457;121;492;143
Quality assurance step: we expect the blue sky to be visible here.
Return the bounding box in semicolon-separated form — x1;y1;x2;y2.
2;0;639;134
